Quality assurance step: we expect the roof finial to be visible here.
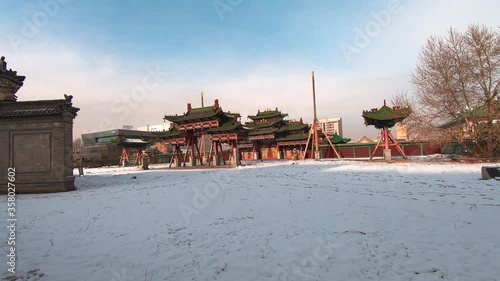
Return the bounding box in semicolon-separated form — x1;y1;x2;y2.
384;99;386;106
0;56;6;72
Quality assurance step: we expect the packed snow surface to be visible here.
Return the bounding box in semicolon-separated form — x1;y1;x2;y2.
1;158;500;281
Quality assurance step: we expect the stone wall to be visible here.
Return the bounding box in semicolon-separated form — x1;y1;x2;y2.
0;114;76;193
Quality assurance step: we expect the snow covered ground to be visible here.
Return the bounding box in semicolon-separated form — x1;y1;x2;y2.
1;158;500;281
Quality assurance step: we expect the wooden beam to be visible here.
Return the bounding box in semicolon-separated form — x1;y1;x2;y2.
319;125;341;158
195;136;203;165
371;129;384;160
388;130;407;159
302;129;313;160
219;142;226;165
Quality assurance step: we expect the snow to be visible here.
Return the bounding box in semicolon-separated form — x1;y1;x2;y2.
1;159;500;281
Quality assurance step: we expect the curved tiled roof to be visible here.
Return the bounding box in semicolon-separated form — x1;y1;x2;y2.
247;127;279;136
151;127;182;139
245;117;284;128
164;105;241;124
0;99;79;118
164;106;223;123
322;134;351;144
362;105;411;129
207;120;245;133
440;101;500;129
248;109;288;120
277;121;308;132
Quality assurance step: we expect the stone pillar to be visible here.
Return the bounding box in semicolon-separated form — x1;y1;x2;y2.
229;157;237;167
141;157;149;170
173;157;181;167
189;155;196;167
384;149;392;161
314;150;321;160
212;154;219;167
229;147;240;167
235;147;241;166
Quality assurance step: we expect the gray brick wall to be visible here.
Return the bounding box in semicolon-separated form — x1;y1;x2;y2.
0;115;76;193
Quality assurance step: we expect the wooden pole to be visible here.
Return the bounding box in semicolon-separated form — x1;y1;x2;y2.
319;126;341;158
371;129;384;160
302;129;313;160
219;142;226;165
183;134;191;167
208;140;214;166
312;71;317;122
201;92;204;107
312;71;320;159
214;140;219;164
384;127;389;150
388;131;407;159
168;146;175;168
195;136;203;165
191;136;196;166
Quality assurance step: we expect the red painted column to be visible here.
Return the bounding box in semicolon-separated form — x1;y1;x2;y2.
384;128;389;150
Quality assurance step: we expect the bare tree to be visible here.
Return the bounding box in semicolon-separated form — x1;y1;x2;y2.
409;24;500;158
73;137;83;153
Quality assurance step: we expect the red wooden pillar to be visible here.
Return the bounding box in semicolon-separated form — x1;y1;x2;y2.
120;147;129;167
384;127;390;150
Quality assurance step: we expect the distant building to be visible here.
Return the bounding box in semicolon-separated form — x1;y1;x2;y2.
78;129;158;167
440;101;500;138
354;136;374;144
82;129;155;146
396;125;409;140
137;122;172;132
309;118;343;137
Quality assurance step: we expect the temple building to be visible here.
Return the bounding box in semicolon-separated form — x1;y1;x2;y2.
75;129;157;167
0;56;79;193
113;135;152;169
239;108;310;160
160;99;246;167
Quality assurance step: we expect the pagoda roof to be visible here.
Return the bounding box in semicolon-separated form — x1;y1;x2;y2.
440;101;500;129
322;134;351;144
362;103;411;129
151;127;182;139
208;119;245;133
248;109;288;120
245;116;285;128
277;121;308;133
164;106;226;123
113;137;152;148
247;127;279;136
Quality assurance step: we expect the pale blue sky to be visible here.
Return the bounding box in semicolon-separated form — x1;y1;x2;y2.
1;0;499;139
